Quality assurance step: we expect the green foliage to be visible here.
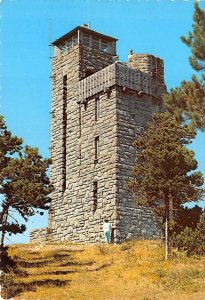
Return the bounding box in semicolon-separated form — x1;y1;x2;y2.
181;2;205;75
0;115;53;247
198;211;205;231
164;4;205;254
165;3;205;130
129;112;204;256
0;115;23;175
4;222;26;235
0;246;17;273
173;205;204;234
173;228;205;257
129;112;204;216
165;77;205;130
173;212;205;256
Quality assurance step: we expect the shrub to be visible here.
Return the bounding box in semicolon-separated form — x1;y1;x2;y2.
173;227;205;256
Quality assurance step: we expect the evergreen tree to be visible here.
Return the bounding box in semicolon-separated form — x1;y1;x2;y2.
173;211;205;256
165;77;205;130
129;112;204;258
181;2;205;75
173;205;204;234
0;115;53;248
165;2;205;130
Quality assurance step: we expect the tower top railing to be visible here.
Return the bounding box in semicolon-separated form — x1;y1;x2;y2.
53;26;117;56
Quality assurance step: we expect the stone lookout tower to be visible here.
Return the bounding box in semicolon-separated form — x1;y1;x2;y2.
31;25;166;244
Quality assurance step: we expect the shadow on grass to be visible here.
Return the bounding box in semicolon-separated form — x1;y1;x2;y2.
87;263;112;272
56;248;85;253
60;261;94;267
16;252;72;268
53;253;72;261
42;270;77;275
1;247;73;298
17;259;54;268
65;249;85;253
24;278;71;288
2;278;71;299
12;249;85;269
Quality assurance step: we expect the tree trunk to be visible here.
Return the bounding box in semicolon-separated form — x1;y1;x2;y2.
164;196;174;259
0;205;9;249
165;217;168;260
168;196;174;256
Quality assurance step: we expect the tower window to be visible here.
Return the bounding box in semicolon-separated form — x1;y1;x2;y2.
93;181;98;212
63;75;67;100
94;136;99;162
62;75;67;193
92;37;99;50
82;33;90;47
101;40;109;52
95;97;100;121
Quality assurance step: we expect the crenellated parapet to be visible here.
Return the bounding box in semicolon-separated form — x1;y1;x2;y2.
78;61;166;103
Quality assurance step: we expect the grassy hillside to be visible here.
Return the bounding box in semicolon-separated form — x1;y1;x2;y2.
2;240;205;300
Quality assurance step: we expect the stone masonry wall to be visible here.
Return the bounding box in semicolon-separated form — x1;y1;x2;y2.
128;53;165;85
48;45;81;241
30;31;166;244
114;86;163;242
58;89;118;243
48;44;118;243
30;228;48;244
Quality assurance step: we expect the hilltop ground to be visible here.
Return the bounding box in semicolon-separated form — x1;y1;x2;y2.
2;240;205;300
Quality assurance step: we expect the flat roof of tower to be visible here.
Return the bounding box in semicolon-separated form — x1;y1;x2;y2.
52;25;118;46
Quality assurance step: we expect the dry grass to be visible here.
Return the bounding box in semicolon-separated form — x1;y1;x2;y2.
2;240;205;300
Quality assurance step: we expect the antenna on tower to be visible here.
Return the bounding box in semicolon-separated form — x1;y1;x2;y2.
48;18;53;153
49;18;53;79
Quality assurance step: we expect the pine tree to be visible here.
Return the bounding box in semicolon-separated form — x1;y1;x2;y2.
0;115;53;248
181;2;205;75
129;112;204;258
165;77;205;129
165;2;205;130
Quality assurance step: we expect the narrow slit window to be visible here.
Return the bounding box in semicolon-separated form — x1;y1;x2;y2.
63;75;67;100
93;181;98;212
95;97;100;121
78;105;81;137
62;75;67;192
95;136;99;161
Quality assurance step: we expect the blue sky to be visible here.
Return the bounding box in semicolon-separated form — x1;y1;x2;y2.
1;0;205;244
